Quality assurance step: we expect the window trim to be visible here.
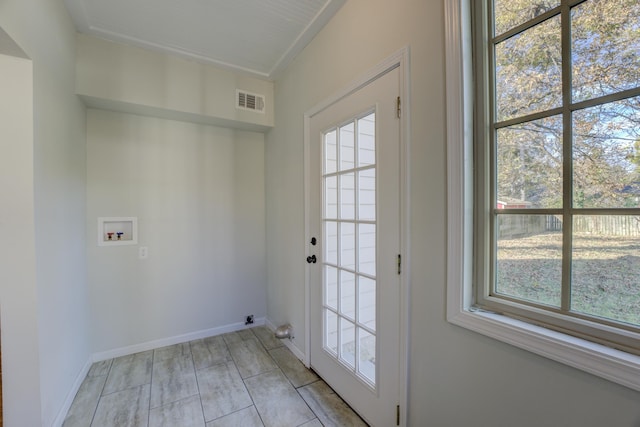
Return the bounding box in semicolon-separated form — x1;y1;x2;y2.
445;0;640;393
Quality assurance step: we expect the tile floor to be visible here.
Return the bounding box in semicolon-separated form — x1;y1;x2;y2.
63;326;368;427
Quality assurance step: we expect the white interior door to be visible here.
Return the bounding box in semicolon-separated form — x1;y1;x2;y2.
308;67;401;427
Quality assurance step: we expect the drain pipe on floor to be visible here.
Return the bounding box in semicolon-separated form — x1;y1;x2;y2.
275;324;293;340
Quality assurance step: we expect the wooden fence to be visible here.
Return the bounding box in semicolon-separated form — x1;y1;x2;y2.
498;215;640;238
497;215;546;239
573;215;640;237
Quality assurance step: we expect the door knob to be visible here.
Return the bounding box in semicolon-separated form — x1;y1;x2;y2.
306;255;317;264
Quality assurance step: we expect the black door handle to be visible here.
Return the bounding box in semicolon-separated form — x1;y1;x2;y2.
306;255;317;264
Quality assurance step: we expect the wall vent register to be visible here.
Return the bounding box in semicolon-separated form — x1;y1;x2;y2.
236;89;265;113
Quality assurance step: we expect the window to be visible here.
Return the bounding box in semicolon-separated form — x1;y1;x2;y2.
475;0;640;354
446;0;640;392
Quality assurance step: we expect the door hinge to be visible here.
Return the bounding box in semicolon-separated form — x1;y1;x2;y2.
396;404;400;425
396;96;401;119
397;254;401;275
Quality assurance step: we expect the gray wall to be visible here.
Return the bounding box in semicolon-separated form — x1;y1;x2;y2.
76;34;275;131
0;49;41;427
0;0;89;425
86;109;267;353
265;0;640;425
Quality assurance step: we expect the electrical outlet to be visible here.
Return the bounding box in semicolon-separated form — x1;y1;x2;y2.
139;246;148;259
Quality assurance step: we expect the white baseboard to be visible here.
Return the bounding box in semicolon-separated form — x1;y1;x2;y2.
92;317;266;362
51;357;92;427
264;317;277;331
264;317;307;364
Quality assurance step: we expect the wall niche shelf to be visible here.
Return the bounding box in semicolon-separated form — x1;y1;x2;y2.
98;217;138;246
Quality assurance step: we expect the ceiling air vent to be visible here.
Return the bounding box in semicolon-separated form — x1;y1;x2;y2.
236;90;265;113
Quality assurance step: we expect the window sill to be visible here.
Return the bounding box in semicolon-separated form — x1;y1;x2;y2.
447;308;640;392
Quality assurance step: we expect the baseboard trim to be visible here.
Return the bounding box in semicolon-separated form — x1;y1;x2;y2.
91;317;266;362
51;357;92;427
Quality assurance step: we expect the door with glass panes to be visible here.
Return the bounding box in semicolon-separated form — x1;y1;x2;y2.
308;67;401;427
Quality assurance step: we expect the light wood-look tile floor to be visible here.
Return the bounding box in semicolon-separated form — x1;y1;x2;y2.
63;326;368;427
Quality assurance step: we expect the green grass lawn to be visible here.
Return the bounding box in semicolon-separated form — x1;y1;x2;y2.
496;232;640;327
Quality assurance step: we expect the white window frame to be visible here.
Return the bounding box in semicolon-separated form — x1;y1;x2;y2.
444;0;640;392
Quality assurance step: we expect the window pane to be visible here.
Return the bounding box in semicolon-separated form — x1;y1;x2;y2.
495;214;562;307
325;266;338;310
325;310;338;355
325;221;338;265
496;116;563;209
358;113;376;167
340;270;356;321
340;173;355;219
324;129;337;174
572;0;640;102
494;0;559;36
358;224;376;276
358;328;376;384
339;318;356;368
495;16;562;122
358;276;376;331
573;96;640;209
358;168;376;220
324;176;337;219
571;216;640;327
340;222;355;269
340;122;355;171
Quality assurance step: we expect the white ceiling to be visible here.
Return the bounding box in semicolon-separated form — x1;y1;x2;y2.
64;0;345;80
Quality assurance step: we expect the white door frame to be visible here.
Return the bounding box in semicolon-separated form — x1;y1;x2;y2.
303;46;411;425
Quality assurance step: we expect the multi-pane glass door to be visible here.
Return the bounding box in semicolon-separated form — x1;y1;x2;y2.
309;66;400;426
322;111;377;387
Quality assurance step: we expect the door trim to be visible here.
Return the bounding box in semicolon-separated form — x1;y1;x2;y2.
303;46;411;426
